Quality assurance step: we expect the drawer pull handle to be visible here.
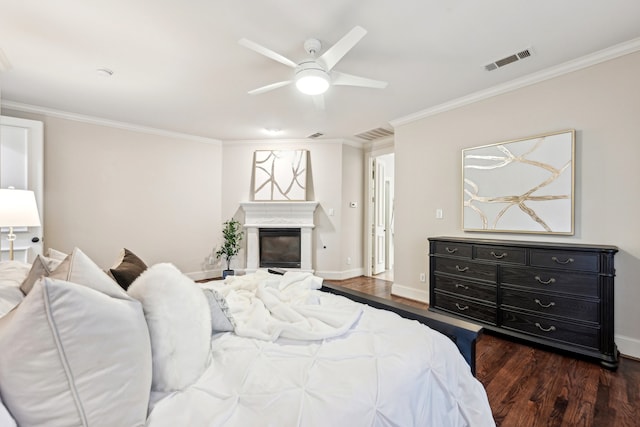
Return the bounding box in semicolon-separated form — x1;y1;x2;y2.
552;256;574;265
534;299;556;308
445;247;458;254
455;265;469;272
535;276;556;285
535;322;557;332
455;303;469;311
491;251;507;259
455;283;469;290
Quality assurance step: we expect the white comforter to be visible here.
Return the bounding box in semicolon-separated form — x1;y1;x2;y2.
148;273;495;427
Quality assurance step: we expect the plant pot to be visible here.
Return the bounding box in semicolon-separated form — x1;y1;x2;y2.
222;269;235;279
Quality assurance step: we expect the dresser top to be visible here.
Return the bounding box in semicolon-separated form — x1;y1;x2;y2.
429;236;618;253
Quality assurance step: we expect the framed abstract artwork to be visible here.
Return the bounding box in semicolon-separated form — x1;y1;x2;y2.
462;129;575;235
253;150;308;201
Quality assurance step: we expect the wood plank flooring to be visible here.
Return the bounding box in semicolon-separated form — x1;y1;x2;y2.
330;275;640;427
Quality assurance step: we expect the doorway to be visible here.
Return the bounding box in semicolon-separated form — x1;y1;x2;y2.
0;115;44;262
366;153;394;281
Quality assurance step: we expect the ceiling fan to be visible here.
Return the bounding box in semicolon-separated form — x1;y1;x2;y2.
239;26;388;108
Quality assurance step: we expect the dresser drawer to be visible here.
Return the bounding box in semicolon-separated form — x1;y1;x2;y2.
530;249;599;272
433;275;496;303
433;257;497;282
501;266;598;298
434;291;497;325
501;287;599;323
475;245;526;265
433;241;472;259
501;309;599;350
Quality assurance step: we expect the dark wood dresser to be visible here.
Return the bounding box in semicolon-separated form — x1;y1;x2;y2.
428;236;619;369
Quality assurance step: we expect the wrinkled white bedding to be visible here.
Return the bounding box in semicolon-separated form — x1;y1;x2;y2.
1;263;494;426
206;270;363;341
148;274;495;427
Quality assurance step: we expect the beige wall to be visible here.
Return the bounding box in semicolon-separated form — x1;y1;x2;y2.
220;139;364;278
341;144;364;275
393;51;640;357
3;109;223;278
0;108;365;278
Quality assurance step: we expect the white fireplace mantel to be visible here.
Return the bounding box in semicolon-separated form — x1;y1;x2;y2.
240;201;318;272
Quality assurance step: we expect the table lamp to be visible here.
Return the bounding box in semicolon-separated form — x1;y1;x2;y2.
0;188;41;260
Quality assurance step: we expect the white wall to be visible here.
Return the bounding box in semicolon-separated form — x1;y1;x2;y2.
3;109;223;278
392;51;640;357
220;139;364;278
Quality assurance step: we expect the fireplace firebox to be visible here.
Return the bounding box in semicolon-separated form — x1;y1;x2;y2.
259;228;301;268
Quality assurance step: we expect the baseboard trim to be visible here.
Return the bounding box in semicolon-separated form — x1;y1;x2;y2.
615;334;640;359
391;283;429;304
316;268;365;281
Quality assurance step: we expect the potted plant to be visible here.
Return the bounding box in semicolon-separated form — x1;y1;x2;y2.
215;218;244;278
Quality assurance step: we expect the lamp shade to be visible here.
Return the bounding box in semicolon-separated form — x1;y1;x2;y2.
0;189;41;227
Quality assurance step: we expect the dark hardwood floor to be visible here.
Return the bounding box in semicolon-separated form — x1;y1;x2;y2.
330;276;640;427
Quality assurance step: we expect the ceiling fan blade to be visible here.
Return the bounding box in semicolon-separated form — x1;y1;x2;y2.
239;38;297;68
331;71;388;89
248;80;293;95
312;95;325;110
320;26;367;71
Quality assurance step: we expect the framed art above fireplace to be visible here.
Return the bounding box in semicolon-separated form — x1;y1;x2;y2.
462;129;575;235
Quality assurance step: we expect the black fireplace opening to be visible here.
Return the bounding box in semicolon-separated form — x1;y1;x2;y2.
259;228;301;268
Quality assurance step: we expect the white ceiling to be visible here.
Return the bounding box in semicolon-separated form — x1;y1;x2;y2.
1;0;639;142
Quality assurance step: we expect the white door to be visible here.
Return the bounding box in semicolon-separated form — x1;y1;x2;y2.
372;159;386;275
0;116;44;262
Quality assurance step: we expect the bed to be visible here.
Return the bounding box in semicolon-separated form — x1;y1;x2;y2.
0;248;495;427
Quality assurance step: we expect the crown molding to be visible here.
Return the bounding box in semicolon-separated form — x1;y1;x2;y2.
223;138;363;149
391;37;640;127
1;100;222;145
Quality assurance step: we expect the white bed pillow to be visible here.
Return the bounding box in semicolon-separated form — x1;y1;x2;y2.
0;277;152;427
128;263;212;392
50;247;129;299
46;247;68;261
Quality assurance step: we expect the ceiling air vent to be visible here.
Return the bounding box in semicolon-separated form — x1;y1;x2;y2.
355;127;394;141
307;132;324;139
484;48;532;71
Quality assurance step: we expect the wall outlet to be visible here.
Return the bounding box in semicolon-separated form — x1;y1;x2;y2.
346;257;352;265
436;208;444;219
419;273;426;282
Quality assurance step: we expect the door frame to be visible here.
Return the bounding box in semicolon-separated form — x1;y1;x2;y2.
0;115;44;262
363;139;394;277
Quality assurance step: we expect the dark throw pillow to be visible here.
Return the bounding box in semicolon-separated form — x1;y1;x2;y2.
109;248;148;290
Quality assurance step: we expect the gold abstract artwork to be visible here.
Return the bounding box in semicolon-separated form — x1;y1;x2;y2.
253;150;307;201
462;130;574;234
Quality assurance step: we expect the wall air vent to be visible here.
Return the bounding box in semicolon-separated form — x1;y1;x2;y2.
307;132;324;139
484;48;533;71
355;127;394;141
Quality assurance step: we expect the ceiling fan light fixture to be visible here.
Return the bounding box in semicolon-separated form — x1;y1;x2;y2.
295;67;330;95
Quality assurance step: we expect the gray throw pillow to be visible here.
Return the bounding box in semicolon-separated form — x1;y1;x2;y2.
20;255;51;295
202;288;236;332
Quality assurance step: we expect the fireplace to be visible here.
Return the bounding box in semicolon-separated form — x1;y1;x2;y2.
241;201;318;273
259;228;301;268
